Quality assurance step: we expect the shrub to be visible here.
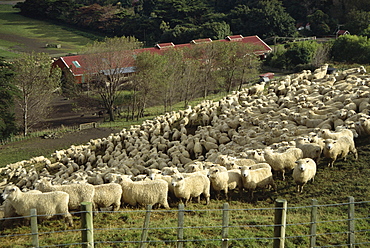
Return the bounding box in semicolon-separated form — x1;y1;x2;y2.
331;35;370;64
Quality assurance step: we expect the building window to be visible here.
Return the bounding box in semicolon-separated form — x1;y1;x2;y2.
72;61;81;68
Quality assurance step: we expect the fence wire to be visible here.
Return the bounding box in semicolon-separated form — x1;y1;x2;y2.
0;199;369;247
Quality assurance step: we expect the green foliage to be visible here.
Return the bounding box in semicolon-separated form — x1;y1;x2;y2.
265;40;325;71
331;35;370;64
0;58;18;139
307;10;332;35
359;24;370;38
344;9;370;35
199;21;231;40
264;47;289;70
12;0;370;44
228;0;297;39
285;40;319;67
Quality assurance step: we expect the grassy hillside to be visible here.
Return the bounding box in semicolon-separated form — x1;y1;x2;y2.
0;139;369;247
0;95;369;247
0;4;103;59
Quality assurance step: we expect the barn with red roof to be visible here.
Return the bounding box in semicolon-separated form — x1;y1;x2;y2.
53;35;272;84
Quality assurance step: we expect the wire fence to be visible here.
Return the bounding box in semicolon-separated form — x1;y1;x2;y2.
0;123;98;146
0;197;369;247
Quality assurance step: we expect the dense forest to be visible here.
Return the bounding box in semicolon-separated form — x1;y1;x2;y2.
14;0;370;46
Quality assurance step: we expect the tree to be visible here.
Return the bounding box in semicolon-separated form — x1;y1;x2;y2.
215;42;262;93
345;9;370;35
307;10;331;35
132;51;167;119
228;0;297;39
13;52;61;136
285;40;319;68
81;36;142;121
188;42;220;98
0;58;18;139
331;35;370;64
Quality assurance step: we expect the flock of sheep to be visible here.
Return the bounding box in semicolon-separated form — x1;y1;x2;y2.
1;63;369;228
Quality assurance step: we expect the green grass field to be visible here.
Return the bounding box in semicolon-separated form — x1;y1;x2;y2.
0;4;103;59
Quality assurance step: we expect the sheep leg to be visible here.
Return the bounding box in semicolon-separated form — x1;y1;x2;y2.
224;189;229;201
65;213;74;227
352;149;358;160
205;194;210;205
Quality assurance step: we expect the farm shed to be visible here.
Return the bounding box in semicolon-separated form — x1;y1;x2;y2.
53;35;272;84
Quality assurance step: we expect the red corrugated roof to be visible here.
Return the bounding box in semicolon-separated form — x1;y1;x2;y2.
54;35;272;80
191;38;212;44
219;35;272;55
155;42;175;49
59;55;87;76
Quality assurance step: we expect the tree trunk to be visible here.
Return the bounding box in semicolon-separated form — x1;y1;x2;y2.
108;108;115;122
23;106;28;136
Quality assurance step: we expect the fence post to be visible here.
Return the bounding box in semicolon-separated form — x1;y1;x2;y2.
221;203;229;248
30;208;39;248
81;202;94;248
140;204;152;248
177;203;185;248
273;199;287;248
310;199;318;248
347;196;355;248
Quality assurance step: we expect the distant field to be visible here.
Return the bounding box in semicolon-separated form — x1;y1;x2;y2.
0;4;103;59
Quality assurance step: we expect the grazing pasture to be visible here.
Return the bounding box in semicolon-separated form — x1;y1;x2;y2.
0;4;102;59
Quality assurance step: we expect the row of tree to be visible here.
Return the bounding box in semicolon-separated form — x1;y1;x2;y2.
264;34;370;71
0;37;261;139
14;0;370;46
80;37;262;122
2;34;370;140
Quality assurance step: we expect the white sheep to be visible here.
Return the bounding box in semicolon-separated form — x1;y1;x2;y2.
93;183;122;211
206;167;242;200
263;147;303;180
217;154;256;170
249;81;266;96
171;174;210;206
2;189;42;228
119;177;170;209
36;177;95;211
292;158;317;193
2;185;73;226
240;163;276;200
322;137;358;167
295;137;322;163
318;128;355;140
